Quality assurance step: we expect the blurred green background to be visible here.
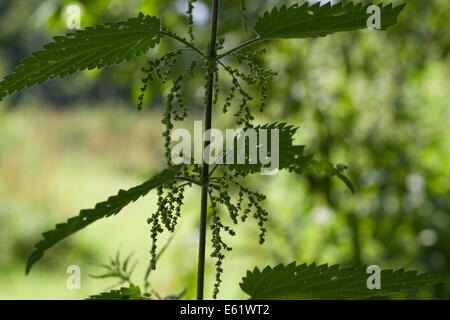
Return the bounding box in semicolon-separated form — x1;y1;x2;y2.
0;0;449;299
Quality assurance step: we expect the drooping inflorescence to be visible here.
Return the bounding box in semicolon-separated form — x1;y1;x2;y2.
162;59;201;165
137;43;204;166
235;49;278;113
147;164;201;271
138;49;186;111
220;49;277;128
208;173;268;298
239;0;249;32
187;0;197;42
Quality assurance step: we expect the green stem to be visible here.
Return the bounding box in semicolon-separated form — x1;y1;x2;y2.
217;37;262;59
159;30;206;58
176;176;202;186
197;0;220;301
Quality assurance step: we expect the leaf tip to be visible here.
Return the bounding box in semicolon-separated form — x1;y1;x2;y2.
25;250;43;275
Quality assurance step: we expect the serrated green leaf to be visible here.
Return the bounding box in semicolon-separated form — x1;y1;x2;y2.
240;262;450;300
222;122;354;192
26;167;180;274
254;1;406;40
88;285;146;300
0;13;161;101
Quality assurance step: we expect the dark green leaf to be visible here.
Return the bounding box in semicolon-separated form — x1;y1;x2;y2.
241;262;450;300
254;1;406;40
0;13;161;101
26;167;180;274
223;122;354;192
88;285;146;300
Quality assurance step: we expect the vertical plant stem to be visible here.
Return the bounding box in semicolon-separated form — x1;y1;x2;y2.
197;0;220;300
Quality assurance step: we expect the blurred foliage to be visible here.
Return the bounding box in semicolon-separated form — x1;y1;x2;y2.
0;0;449;299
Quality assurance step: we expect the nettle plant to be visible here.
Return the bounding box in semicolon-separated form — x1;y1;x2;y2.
1;0;449;300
